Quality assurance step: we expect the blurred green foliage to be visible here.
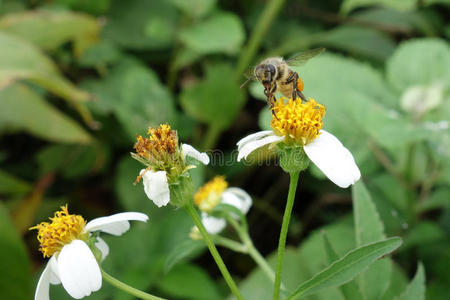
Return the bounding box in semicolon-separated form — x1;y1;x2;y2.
0;0;449;299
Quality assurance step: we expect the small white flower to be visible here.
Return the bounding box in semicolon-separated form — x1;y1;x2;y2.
201;187;252;234
237;98;360;188
32;207;148;300
139;143;209;207
237;129;360;188
193;176;252;235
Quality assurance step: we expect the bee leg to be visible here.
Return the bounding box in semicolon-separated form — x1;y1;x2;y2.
268;94;279;120
285;72;297;100
297;91;307;102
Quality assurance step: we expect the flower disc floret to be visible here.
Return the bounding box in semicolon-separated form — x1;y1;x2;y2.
134;123;179;167
194;176;228;212
30;205;87;258
271;98;325;145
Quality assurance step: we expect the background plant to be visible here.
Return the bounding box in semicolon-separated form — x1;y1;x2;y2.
0;0;448;299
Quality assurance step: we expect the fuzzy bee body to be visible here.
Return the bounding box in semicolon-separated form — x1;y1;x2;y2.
242;48;325;115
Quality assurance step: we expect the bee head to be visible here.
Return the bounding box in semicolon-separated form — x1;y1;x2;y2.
255;64;277;85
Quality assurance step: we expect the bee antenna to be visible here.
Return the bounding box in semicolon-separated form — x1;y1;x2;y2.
240;78;252;89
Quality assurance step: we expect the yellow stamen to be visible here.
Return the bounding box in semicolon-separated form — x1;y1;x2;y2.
271;97;326;145
134;123;178;160
194;176;228;212
29;205;87;258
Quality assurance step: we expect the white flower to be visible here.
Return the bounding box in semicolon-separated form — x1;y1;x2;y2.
237;130;360;188
193;176;252;234
33;209;148;300
140;143;209;207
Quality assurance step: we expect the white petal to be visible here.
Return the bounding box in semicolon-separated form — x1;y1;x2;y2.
237;134;284;162
141;169;170;207
35;262;51;300
201;212;226;234
84;212;148;236
95;237;109;262
304;130;361;188
48;255;60;285
57;240;102;299
181;144;210;165
222;188;252;215
236;130;274;150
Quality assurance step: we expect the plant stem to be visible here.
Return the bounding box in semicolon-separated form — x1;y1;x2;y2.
101;268;165;300
235;0;288;78
246;238;276;282
201;124;222;150
214;235;248;253
185;203;244;300
273;171;300;300
224;213;284;289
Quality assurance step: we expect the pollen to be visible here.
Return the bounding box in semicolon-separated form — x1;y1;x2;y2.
194;176;228;212
271;97;326;145
134;123;179;163
29;205;87;258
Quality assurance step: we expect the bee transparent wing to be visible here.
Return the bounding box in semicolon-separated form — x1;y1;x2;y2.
240;67;256;89
286;47;325;67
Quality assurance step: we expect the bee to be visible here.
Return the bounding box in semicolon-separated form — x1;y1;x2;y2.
241;48;325;115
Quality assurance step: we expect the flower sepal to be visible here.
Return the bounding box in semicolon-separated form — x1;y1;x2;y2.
169;174;195;207
276;143;310;174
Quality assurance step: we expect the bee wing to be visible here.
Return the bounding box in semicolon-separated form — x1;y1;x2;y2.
286;47;325;67
240;67;256;89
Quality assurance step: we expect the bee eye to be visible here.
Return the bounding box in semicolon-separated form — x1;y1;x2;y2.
266;64;276;80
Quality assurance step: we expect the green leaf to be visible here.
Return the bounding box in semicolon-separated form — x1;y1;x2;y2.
315;26;395;61
381;263;409;300
238;221;354;300
322;231;364;300
157;263;224;300
0;31;90;102
397;263;426;300
36;144;106;179
0;10;99;55
417;188;450;212
180;63;245;130
387;38;450;93
102;0;178;50
164;239;206;273
287;237;402;300
168;0;216;18
179;12;245;55
0;84;92;143
0;202;33;300
341;0;418;14
352;181;392;300
0;169;31;196
353;181;386;245
82;59;176;141
400;222;446;252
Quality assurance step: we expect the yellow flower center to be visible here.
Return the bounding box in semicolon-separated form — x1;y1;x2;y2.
29;205;87;258
194;176;228;212
134;123;179;162
271;97;326;145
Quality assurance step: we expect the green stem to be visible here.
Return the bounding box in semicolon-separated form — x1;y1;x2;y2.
101;268;165;300
185;203;244;300
201;124;222;150
235;0;288;78
224;214;284;290
246;238;276;282
273;171;300;300
214;235;248;253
